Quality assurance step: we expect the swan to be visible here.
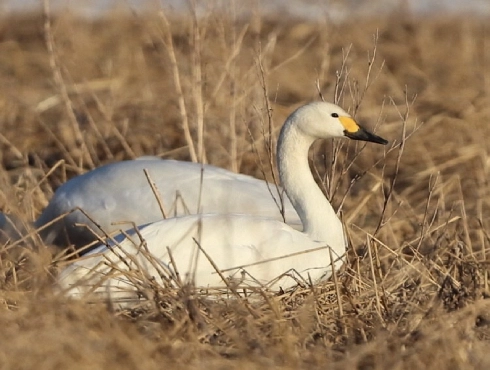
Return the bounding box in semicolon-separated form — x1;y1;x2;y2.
58;101;388;303
36;158;302;250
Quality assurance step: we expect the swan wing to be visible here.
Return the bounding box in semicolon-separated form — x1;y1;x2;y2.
58;214;344;304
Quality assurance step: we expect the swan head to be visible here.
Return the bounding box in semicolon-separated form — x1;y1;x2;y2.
289;101;388;145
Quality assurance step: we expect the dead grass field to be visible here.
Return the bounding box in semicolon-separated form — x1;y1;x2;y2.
1;3;490;369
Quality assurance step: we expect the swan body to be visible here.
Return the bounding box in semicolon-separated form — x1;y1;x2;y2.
59;214;343;303
36;158;301;249
58;101;388;303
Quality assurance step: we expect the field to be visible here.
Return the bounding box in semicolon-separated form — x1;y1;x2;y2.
1;3;490;368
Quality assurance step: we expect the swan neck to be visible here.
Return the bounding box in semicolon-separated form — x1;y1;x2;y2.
277;122;342;243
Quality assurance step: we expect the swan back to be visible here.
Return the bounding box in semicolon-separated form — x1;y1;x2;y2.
36;159;301;248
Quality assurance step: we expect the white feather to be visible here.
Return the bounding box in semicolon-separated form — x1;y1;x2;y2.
36;158;300;248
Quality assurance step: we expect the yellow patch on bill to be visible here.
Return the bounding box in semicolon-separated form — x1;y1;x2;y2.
339;116;360;133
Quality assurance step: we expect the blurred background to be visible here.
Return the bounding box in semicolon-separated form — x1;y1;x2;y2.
2;0;490;19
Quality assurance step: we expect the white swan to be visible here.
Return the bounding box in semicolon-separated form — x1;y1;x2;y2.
58;101;387;303
36;158;301;249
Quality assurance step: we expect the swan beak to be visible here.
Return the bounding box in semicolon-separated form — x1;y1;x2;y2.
340;116;388;145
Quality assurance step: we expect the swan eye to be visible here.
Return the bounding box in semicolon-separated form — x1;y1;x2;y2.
331;113;339;118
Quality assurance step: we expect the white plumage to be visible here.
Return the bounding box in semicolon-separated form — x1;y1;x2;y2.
58;101;388;304
36;158;301;249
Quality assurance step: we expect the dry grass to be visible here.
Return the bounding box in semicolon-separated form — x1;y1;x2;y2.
1;4;490;369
